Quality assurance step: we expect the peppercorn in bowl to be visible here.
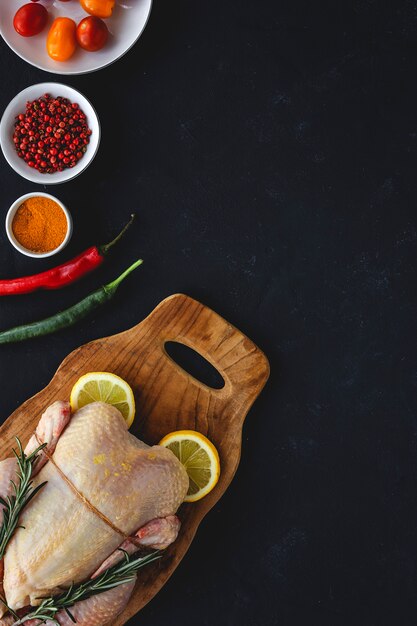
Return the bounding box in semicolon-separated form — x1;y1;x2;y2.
5;192;72;259
0;82;100;184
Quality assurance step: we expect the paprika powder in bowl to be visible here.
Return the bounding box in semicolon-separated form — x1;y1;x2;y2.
0;82;100;184
5;192;72;258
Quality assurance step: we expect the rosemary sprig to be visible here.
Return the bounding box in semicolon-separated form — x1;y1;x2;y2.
12;551;162;625
0;438;47;560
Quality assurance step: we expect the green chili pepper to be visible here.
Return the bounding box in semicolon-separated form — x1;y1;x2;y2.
0;259;143;345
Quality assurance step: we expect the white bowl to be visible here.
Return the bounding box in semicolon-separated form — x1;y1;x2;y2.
0;83;100;185
0;0;152;76
6;192;73;258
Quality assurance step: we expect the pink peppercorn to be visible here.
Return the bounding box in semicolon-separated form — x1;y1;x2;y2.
12;94;91;174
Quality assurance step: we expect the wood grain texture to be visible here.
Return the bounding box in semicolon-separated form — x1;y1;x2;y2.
0;293;270;625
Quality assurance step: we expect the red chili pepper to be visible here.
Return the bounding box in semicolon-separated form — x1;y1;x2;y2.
0;214;135;296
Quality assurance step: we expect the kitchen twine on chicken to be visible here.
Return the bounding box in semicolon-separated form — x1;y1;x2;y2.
35;434;132;542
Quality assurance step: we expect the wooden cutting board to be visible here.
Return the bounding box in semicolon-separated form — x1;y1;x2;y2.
0;293;270;625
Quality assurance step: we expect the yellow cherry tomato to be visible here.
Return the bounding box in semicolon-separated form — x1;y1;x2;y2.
79;0;115;19
47;17;77;62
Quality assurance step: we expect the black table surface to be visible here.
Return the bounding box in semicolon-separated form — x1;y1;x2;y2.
0;1;416;625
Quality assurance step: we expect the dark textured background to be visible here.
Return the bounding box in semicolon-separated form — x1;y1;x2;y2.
1;1;417;625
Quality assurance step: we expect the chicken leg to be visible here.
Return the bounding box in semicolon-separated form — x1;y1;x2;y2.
24;401;72;472
0;402;71;619
92;514;181;578
0;578;136;626
0;459;22;618
12;516;181;626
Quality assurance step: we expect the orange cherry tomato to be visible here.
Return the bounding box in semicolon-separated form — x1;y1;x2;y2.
47;17;77;62
79;0;115;19
76;16;108;51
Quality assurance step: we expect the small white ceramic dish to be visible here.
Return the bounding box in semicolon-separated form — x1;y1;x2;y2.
6;192;73;258
0;82;100;185
0;0;152;76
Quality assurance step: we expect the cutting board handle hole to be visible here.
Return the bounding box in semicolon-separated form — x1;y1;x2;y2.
164;341;225;389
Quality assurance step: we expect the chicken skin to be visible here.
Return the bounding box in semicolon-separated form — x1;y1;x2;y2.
0;401;189;624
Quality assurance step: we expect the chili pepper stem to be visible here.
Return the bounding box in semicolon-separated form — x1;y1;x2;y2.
99;214;136;256
104;259;143;294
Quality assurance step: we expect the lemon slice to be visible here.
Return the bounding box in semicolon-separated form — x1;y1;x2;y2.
70;372;136;428
159;430;221;502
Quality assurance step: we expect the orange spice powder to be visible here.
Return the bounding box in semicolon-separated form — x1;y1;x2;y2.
12;196;67;253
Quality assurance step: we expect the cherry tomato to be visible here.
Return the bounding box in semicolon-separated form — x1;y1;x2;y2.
13;3;48;37
46;17;77;62
76;16;108;51
79;0;115;19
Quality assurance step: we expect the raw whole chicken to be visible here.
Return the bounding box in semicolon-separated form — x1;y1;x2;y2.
0;401;189;625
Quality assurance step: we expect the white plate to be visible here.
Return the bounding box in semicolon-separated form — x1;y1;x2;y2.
0;82;100;184
0;0;152;75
